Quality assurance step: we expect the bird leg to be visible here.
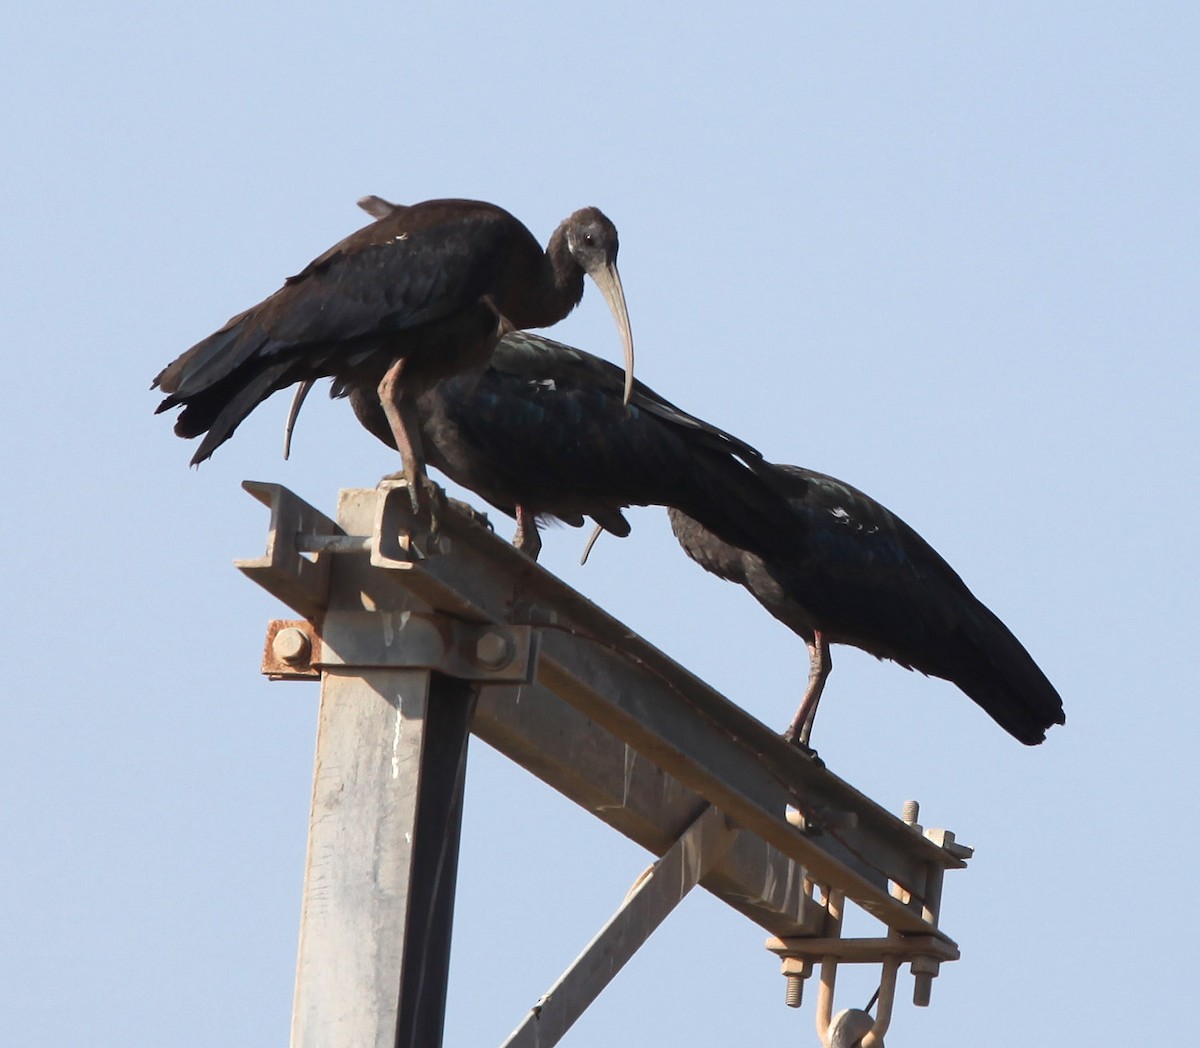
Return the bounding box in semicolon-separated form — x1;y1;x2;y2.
377;359;434;514
785;630;832;750
579;523;604;566
512;504;542;560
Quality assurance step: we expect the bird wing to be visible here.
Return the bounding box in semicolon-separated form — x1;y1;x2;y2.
493;332;768;465
761;466;965;650
155;205;516;400
265;207;515;344
770;465;1063;741
405;343;806;554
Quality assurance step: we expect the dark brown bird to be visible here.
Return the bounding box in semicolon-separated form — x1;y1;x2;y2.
670;465;1065;748
289;329;806;563
152;197;635;507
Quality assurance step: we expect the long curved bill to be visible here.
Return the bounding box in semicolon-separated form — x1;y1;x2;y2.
588;262;635;405
283;379;315;459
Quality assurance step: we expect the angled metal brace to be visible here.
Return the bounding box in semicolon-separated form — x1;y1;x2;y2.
499;805;738;1048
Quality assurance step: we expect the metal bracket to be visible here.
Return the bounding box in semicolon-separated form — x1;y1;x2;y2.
261;619;322;680
320;613;536;683
235;481;340;621
371;480;449;565
260;615;537;684
765;801;972;1047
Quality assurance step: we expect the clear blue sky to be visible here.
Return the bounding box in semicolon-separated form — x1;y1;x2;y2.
3;3;1197;1045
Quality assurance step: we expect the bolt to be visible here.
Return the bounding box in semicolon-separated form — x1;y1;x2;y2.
474;631;513;670
901;799;920;824
911;955;940;1007
273;627;311;665
781;958;811;1008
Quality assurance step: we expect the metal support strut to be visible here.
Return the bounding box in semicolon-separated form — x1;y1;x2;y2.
501;805;737;1048
236;480;974;1048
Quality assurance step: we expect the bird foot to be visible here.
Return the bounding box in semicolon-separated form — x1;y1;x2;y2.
448;498;493;533
512;505;542;560
379;471;447;540
781;730;824;766
513;528;542;561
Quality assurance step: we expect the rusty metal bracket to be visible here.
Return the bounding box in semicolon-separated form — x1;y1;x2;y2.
259;614;537;685
261;619;322;680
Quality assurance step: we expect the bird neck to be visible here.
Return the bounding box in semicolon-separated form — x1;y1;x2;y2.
520;225;585;328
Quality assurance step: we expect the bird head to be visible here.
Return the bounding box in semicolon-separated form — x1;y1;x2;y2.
564;207;635;405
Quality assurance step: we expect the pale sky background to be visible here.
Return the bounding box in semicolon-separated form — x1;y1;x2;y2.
3;4;1197;1046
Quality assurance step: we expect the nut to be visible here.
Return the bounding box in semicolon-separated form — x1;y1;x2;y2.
474;631;513;669
273;627;311;664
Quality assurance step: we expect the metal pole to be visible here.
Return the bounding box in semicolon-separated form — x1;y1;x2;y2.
288;668;475;1048
395;673;476;1048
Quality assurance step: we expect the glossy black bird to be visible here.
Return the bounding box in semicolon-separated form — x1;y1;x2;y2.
152;197;635;507
289;329;806;562
669;465;1065;747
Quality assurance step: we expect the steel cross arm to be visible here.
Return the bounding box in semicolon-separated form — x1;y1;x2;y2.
530;629;949;936
363;484;964;906
499;805;738;1048
473;683;822;937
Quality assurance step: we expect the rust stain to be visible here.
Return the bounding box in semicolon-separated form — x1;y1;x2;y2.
261;618;322;681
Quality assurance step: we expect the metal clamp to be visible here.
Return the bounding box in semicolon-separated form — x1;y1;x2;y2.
235;482;340;621
766;800;971;1047
258;614;537;685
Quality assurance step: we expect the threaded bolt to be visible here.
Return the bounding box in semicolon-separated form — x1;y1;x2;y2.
781;958;811;1008
901;799;920;824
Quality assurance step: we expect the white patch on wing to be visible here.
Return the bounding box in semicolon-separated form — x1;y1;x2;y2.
829;506;880;534
534;378;557;391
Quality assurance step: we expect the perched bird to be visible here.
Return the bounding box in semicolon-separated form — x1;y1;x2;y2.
152;197;635;508
316;330;807;562
669;465;1065;748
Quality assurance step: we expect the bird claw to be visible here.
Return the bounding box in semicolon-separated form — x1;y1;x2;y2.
416;477;447;540
512;506;543;560
782;730;825;766
448;498;492;533
513;528;542;561
379;471;447;544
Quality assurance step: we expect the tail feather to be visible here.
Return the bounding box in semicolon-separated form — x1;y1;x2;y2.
153;310;259;396
186;360;294;465
950;601;1065;744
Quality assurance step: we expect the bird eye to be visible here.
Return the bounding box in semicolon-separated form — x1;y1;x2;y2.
582;233;595;246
